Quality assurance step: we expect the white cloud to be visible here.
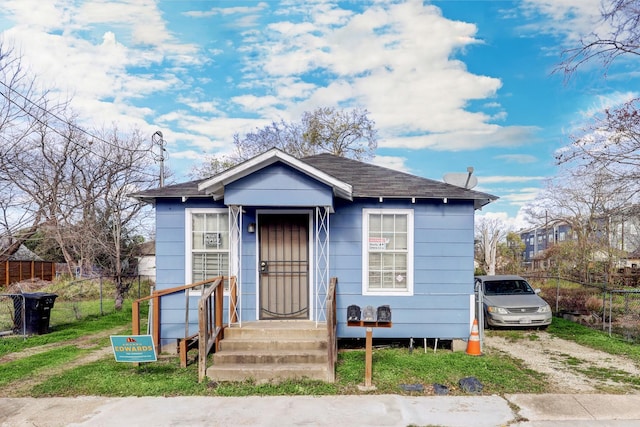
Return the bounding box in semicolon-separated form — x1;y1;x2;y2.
499;187;542;205
480;176;546;184
476;209;531;231
183;2;269;18
380;125;539;151
495;154;538;164
235;1;523;151
371;155;409;172
520;0;603;42
1;0;200;135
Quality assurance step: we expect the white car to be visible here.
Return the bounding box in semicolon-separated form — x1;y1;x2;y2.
475;275;552;329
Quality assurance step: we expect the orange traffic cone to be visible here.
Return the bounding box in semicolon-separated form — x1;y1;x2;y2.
465;318;482;356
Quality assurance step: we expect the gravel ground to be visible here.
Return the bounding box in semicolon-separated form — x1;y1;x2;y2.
484;330;640;393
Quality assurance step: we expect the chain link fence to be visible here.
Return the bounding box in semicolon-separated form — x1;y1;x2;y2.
1;275;153;337
524;275;640;343
606;290;640;342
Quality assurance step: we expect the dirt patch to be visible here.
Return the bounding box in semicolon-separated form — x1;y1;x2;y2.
0;326;128;397
484;331;640;393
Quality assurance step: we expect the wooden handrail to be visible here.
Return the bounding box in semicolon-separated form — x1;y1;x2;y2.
326;277;338;382
131;276;233;363
198;277;225;382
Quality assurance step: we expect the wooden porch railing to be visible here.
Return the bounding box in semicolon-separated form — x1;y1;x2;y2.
326;277;338;382
131;276;237;382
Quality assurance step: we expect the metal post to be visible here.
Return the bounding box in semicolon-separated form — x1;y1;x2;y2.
556;271;560;314
99;276;103;316
608;292;613;337
602;277;607;331
152;131;166;188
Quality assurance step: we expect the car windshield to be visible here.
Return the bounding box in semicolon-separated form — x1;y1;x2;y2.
483;279;534;296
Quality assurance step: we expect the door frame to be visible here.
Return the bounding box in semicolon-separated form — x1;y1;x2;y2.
254;209;314;321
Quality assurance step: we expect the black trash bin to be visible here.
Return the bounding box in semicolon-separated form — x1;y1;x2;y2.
13;293;58;335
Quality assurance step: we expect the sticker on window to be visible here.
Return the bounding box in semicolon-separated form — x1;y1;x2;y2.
369;237;389;250
205;233;221;248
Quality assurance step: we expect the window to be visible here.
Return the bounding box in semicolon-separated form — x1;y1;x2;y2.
362;209;413;295
186;209;229;292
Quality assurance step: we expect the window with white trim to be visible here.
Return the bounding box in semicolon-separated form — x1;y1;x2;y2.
186;209;229;292
362;209;413;295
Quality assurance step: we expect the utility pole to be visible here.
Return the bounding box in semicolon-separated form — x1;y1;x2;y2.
152;130;166;187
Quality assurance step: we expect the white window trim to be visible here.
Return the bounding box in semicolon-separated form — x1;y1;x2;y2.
185;207;230;294
362;208;414;296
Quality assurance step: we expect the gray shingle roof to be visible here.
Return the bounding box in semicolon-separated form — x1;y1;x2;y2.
300;153;496;204
131;152;497;208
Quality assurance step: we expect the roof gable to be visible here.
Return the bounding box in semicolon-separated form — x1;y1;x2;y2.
198;148;352;200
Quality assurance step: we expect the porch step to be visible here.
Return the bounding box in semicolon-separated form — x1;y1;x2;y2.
213;349;328;364
222;323;327;340
206;321;332;383
207;363;330;382
219;338;327;352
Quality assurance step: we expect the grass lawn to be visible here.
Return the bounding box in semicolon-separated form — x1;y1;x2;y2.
25;344;547;397
2;309;636;397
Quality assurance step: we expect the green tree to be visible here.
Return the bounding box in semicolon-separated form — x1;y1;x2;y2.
497;232;525;274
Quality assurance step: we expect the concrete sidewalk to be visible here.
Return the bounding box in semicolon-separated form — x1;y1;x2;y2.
1;394;639;427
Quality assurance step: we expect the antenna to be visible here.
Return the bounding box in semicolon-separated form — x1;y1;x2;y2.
443;167;477;189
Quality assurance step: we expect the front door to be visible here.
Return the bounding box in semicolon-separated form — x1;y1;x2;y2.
258;213;309;319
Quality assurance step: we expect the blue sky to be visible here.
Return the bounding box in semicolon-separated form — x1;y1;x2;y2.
1;0;637;227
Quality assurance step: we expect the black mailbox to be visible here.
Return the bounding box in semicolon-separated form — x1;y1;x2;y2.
347;304;361;321
377;305;391;322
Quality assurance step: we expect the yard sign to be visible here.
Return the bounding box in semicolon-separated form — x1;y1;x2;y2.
110;335;157;362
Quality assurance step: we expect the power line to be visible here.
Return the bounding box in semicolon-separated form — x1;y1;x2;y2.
0;80;150;154
0;82;161;181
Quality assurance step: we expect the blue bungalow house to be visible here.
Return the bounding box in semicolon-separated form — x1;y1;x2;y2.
133;148;496;377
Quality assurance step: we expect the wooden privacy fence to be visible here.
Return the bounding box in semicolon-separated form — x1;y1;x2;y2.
1;261;56;286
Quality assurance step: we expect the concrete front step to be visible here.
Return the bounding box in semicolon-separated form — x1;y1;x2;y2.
223;326;327;340
219;338;327;352
207;363;330;383
212;349;328;365
205;321;333;383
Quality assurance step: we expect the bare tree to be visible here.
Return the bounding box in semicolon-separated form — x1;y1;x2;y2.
0;41;51;259
557;0;640;77
475;215;509;275
526;168;634;281
496;232;525;275
557;98;640;182
86;127;156;309
301;107;377;161
0;42;157;308
192;107;379;178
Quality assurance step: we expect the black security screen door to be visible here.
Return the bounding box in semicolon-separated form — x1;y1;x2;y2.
258;214;309;319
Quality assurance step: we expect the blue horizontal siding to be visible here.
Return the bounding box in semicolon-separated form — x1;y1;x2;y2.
327;198;475;339
154;179;479;342
338;324;468;339
225;164;333;207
